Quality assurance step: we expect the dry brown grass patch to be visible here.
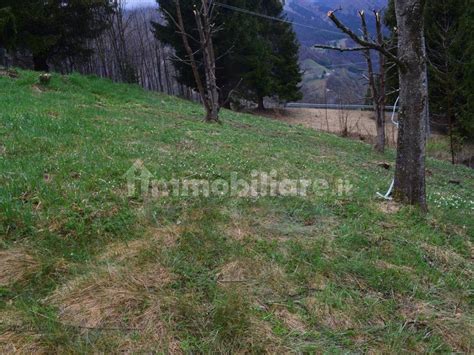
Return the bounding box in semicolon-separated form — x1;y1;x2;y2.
0;308;47;354
217;258;293;296
420;243;472;273
272;307;307;333
49;265;172;328
153;225;182;248
0;331;46;354
233;207;339;244
0;69;19;79
306;275;329;291
378;201;402;214
99;226;181;263
0;249;39;286
112;302;182;354
245;318;291;353
399;298;473;353
374;260;414;273
226;217;253;242
48;263;180;352
305;297;356;331
217;259;256;283
266;108;399;146
99;238;152;263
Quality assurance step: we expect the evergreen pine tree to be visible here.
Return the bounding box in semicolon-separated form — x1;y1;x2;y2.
0;7;16;50
385;0;473;141
424;0;470;146
0;0;112;71
458;2;474;139
153;0;302;108
239;0;302;109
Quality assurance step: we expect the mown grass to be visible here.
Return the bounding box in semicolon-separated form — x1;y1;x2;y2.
0;70;473;353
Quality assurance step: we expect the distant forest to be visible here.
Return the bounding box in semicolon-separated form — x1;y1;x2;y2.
1;0;472;141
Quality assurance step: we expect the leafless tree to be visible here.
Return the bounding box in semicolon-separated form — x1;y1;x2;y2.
70;3;187;98
193;0;220;122
316;1;430;211
108;0;137;83
373;11;386;153
166;0;220;122
315;9;388;153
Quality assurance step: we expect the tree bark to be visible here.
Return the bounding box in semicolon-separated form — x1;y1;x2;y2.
360;11;385;153
257;96;265;111
194;0;220;122
393;0;429;211
319;2;429;210
375;11;386;153
174;1;207;103
221;98;232;110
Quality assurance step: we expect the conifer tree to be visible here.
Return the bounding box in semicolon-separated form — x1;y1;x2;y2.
0;7;16;50
153;0;302;109
0;0;113;71
386;0;473;145
459;2;474;139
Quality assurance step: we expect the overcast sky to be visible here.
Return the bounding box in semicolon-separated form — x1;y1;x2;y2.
126;0;156;8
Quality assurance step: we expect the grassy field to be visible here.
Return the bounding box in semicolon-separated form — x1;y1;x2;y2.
265;108;474;166
264;108;399;146
0;70;473;353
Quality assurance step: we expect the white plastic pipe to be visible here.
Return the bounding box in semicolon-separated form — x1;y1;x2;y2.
377;96;399;200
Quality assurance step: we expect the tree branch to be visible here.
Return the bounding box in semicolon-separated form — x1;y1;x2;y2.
172;0;210;111
221;78;242;108
327;10;404;68
313;45;369;52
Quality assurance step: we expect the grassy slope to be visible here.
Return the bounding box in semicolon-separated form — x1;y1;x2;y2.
0;71;473;353
302;59;328;79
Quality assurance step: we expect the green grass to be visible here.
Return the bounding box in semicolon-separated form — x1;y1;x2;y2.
0;70;473;353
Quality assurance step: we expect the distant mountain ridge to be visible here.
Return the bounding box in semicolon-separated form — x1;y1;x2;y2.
284;0;388;45
291;0;387;11
284;0;389;104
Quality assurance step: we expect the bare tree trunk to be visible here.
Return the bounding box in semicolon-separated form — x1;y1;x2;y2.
318;11;388;153
393;0;429;211
170;0;220;122
448;111;456;164
194;0;220;122
155;42;165;92
163;54;172;95
360;11;385;153
173;0;209;113
68;6;184;99
317;2;429;210
375;11;386;153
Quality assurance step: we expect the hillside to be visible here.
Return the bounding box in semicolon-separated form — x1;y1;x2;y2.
299;57;365;103
0;71;473;353
285;0;387;45
123;1;383;104
286;0;388;103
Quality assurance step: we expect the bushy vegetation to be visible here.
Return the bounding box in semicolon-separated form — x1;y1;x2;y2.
0;71;472;352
